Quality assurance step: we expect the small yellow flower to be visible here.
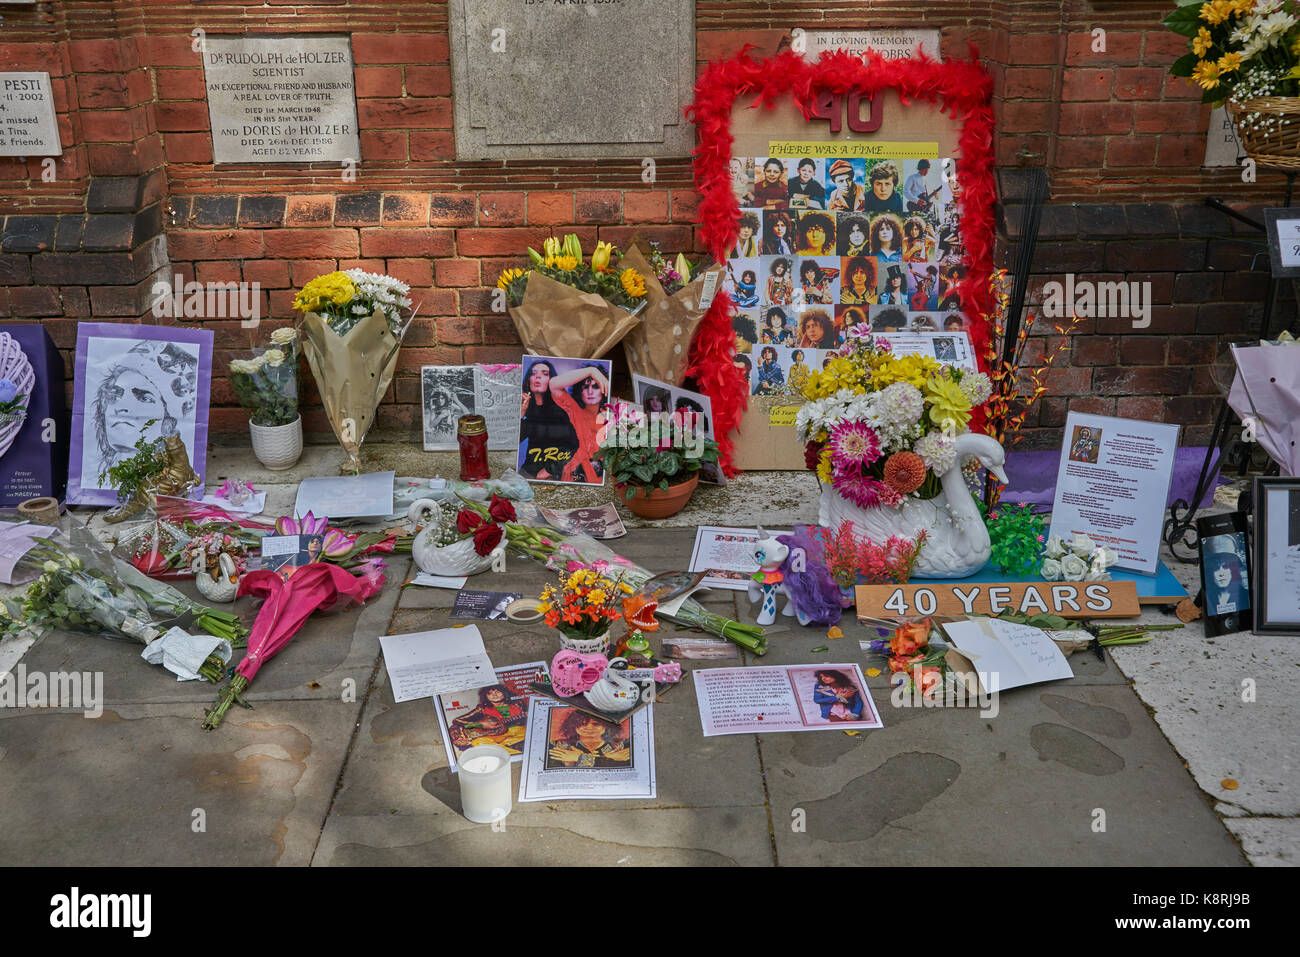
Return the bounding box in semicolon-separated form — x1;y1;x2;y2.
1217;52;1242;74
552;254;578;271
497;267;526;290
620;267;647;298
1192;58;1221;90
588;588;607;605
1192;26;1213;58
815;448;833;484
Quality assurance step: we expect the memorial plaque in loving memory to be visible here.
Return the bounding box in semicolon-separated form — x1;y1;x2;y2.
202;35;361;164
0;73;62;157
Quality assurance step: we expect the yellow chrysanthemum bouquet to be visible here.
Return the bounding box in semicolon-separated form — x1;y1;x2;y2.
795;326;992;510
1166;2;1300;139
293;269;416;473
498;234;647;358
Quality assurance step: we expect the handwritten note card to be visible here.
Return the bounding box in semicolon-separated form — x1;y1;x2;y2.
940;618;1074;695
379;625;495;702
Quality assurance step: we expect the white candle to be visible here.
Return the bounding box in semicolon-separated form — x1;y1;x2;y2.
458;744;513;824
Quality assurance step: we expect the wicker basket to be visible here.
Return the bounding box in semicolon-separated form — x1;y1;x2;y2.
1227;97;1300;171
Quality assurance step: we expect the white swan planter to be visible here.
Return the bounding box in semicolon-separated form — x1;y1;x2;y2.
191;551;240;603
818;432;1009;579
407;498;506;577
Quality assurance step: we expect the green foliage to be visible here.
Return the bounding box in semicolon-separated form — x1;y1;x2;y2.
978;499;1046;578
98;427;167;504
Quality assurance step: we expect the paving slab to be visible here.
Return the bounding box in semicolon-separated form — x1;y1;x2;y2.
1224;818;1300;867
0;699;358;866
765;684;1246;866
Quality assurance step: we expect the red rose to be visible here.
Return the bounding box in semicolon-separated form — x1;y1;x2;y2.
472;522;503;556
488;494;516;523
456;510;483;534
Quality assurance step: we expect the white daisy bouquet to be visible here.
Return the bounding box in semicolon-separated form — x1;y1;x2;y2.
293;270;418;473
796;324;991;510
1166;2;1300;122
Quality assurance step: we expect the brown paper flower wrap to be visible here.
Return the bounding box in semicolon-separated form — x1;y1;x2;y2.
619;244;724;385
297;308;403;474
507;272;643;359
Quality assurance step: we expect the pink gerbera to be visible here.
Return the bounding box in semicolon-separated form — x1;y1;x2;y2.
827;420;881;469
831;467;895;509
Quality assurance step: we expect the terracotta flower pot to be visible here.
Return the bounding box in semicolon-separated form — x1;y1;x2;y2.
621;472;699;520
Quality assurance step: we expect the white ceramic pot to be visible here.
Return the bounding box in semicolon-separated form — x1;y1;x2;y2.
249;415;303;470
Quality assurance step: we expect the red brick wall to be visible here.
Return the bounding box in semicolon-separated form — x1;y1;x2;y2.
0;0;1291;448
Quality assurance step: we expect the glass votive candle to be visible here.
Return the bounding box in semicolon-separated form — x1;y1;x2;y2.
457;744;513;824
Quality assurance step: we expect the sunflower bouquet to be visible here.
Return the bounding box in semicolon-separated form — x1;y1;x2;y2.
796;324;991;509
1165;2;1300;136
498;234;646;359
293;269;415;473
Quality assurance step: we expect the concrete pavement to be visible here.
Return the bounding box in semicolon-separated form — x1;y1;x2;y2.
0;444;1286;866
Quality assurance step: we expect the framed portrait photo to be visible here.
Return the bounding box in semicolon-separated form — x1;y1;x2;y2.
1253;476;1300;635
67;323;214;506
1196;512;1252;638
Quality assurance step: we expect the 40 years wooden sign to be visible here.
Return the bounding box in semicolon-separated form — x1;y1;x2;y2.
855;581;1142;620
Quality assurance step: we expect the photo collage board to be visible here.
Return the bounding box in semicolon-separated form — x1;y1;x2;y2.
727;152;967;398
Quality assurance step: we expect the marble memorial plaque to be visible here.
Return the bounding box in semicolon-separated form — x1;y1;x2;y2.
801;29;941;60
0;73;62;157
202;35;360;164
450;0;695;159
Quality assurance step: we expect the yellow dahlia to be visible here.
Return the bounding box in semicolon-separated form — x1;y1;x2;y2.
620;267;647;298
924;373;973;433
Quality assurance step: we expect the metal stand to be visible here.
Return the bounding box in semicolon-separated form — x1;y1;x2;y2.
1162;173;1295;562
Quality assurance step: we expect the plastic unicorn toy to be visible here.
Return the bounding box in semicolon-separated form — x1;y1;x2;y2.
747;526;844;628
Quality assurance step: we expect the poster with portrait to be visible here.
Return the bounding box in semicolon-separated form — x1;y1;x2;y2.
67;324;213;506
421;363;522;451
632;374;725;485
517;354;612;485
517;696;656;801
434;661;548;773
1196;514;1251;637
693;663;882;736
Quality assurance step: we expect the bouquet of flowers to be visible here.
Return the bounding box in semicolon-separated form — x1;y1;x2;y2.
1038;533;1119;583
498;234;647;358
538;565;630;645
864;618;946;695
618;240;724;384
229;327;300;427
293;269;415;473
1165;0;1300;159
797;325;992;508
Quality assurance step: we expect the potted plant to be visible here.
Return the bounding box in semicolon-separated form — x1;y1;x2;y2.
230;327;302;470
598;402;720;519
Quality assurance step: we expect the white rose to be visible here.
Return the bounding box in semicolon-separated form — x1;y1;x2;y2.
1085;563;1110;582
1039;558;1062;581
270;327;297;345
1069;533;1095;558
262;348;285;367
1093;546;1118;569
1043;535;1067;560
1061;554;1088;582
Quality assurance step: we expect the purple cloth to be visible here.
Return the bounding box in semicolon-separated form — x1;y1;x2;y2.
1001;447;1224;510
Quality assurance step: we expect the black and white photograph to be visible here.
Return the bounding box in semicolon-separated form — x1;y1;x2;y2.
421;365;475;451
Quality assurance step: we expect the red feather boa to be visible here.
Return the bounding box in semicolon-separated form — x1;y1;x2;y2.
685;46;997;475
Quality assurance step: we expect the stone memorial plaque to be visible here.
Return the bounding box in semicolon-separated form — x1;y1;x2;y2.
450;0;695;159
202;35;360;164
801;29;941;60
0;72;62;157
1203;104;1245;168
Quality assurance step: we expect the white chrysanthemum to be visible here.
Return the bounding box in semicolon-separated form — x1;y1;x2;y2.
879;381;924;424
958;371;991;405
269;327;297;345
913;431;956;474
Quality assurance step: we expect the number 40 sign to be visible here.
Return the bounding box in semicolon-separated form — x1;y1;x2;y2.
855;581;1142;619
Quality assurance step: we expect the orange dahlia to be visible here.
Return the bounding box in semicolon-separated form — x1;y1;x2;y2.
883;451;926;494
